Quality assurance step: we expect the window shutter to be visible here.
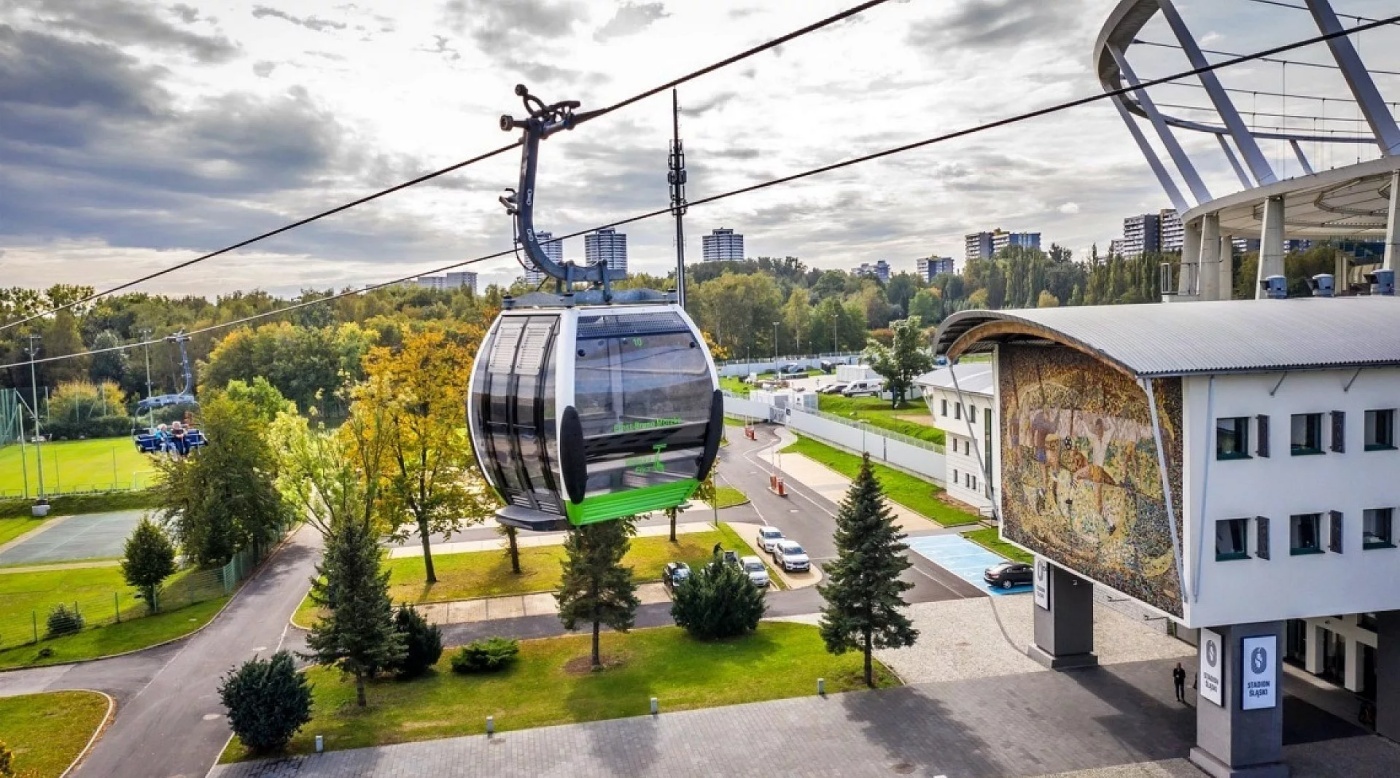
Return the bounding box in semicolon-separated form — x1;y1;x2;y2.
1255;516;1270;559
1329;510;1343;553
1330;411;1345;453
1256;415;1270;458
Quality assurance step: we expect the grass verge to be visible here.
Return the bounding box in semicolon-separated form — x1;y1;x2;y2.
813;394;945;446
0;690;109;777
295;523;752;627
221;622;897;762
780;435;979;527
0;490;159;521
0;597;228;671
962;527;1033;564
712;485;749;508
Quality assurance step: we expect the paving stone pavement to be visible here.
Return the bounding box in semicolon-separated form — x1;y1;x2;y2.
208;656;1391;778
411;582;671;625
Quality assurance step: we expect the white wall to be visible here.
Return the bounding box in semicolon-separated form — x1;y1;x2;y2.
1181;367;1400;628
921;384;994;512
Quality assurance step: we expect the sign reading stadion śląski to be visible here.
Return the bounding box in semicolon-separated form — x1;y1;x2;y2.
1241;635;1277;710
1199;629;1223;706
1033;557;1050;610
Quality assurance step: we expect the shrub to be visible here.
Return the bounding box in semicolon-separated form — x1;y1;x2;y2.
670;559;767;640
450;637;520;674
0;739;13;778
391;605;443;678
45;604;85;638
217;651;313;754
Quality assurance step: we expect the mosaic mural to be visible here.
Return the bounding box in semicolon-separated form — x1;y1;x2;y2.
998;344;1184;616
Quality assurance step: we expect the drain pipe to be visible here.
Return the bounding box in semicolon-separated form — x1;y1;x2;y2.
1190;376;1214;604
949;361;998;519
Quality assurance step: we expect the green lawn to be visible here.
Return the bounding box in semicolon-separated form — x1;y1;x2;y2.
0;517;44;547
0;489;160;520
962;527;1033;564
813;394;945;446
712;485;749;508
296;523;752;627
781;435;979;527
221;622;897;762
0;438;156;498
0;690;109;778
0;597;228;670
0;565;131;625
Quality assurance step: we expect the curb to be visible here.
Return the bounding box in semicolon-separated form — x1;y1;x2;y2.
58;689;115;778
0;525;302;675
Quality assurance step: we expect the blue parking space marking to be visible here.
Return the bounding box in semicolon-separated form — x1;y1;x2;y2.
905;533;1031;596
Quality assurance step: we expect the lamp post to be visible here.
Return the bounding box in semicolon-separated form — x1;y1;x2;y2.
140;328;154;429
772;321;779;367
831;315;838;356
26;334;45;500
857;418;869;455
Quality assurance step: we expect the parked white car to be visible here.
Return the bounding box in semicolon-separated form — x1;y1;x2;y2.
739;555;772;588
771;540;811;572
755;526;785;553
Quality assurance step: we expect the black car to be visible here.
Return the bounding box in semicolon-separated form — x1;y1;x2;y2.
663;561;692;591
984;561;1033;590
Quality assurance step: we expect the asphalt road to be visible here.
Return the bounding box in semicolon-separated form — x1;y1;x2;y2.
716;424;984;605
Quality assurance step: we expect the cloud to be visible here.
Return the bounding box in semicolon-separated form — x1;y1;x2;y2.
30;0;238;63
594;2;668;42
907;0;1082;51
250;6;348;33
251;60;276;77
683;91;737;117
442;0;588;50
1059;202;1081;214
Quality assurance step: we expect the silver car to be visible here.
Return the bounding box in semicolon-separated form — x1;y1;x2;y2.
755;526;785;553
771;540;810;572
739;555;771;587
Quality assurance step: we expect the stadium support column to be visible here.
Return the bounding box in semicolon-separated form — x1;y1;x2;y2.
1220;234;1235;299
1174;219;1202;301
1385;170;1400;272
1256;196;1286;298
1027;562;1097;670
1190;621;1287;778
1378;611;1400;743
1200;214;1222;301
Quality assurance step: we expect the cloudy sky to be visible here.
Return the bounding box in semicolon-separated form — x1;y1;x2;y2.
2;0;1399;298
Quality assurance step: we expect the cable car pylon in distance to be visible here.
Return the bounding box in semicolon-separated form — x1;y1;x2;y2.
468;84;724;533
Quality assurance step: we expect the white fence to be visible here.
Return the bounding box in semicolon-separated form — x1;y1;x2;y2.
723;394;946;485
716;352;863;378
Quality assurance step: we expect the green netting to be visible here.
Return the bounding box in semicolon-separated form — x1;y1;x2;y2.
0;388;21;446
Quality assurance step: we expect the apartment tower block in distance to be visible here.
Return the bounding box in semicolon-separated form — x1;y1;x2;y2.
702;227;745;261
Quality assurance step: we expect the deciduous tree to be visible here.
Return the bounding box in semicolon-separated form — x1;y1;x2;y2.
121;516;176;613
865;316;933;408
818;453;918;687
556;519;640;669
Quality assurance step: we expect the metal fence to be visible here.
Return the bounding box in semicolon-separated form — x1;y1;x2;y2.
0;522;296;651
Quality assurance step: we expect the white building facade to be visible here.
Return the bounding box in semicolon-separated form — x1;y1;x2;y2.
702;228;745;261
915;364;994;515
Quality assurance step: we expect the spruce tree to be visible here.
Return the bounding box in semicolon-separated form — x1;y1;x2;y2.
302;517;405;706
818;453;919;686
121;516;177;614
556;519;640;669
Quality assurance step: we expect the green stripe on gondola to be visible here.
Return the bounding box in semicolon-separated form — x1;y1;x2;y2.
565;479;701;526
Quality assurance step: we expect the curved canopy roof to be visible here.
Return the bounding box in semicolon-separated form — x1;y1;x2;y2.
933;296;1400;379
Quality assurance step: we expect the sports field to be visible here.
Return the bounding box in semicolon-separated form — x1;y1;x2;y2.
0;438;156;498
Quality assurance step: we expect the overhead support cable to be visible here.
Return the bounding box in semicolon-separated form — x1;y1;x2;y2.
5;11;1399;370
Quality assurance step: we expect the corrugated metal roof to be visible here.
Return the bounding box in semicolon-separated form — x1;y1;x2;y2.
914;363;994;396
933;296;1400;378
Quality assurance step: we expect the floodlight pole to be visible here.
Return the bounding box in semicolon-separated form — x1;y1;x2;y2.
27;333;45;499
140;328;154;428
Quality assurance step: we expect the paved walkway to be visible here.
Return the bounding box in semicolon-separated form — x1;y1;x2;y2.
386;516;717;559
413;582;672;625
0;558;121;574
208;654;1396;778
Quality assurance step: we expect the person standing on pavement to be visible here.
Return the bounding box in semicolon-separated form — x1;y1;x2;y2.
1172;662;1187;702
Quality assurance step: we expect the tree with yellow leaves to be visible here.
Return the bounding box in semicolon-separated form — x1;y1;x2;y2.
349;329;497;584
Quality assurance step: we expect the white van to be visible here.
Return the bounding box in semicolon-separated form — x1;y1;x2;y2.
841;379;884;397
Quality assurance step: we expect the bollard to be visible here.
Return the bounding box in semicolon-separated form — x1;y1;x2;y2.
818;678;825;696
486;715;495;735
649;697;658;715
315;735;323;753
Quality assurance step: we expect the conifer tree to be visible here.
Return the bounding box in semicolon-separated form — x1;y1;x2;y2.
302;517;404;706
818;453;919;686
556;519;640;669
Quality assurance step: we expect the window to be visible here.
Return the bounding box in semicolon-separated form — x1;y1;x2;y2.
1330;411;1346;453
1255;516;1270;560
1328;510;1343;553
969;405;978;424
1216;417;1250;459
952;468;959;482
1363;508;1394;549
1290;413;1324;455
970;475;979;491
1365;409;1395;450
940;399;948;416
1290;513;1323;555
1256;414;1270;458
954;403;961;420
1215;518;1249;561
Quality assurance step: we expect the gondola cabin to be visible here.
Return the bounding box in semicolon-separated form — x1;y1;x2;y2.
469;301;723;532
